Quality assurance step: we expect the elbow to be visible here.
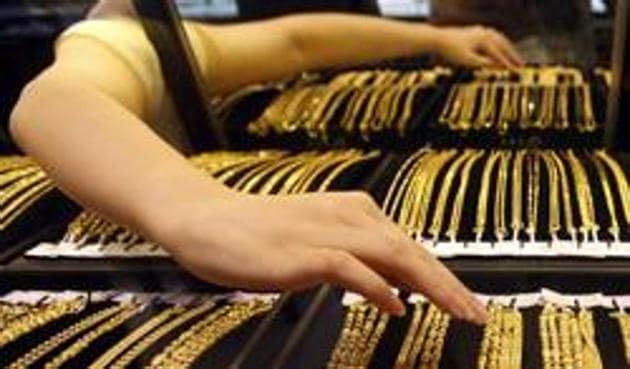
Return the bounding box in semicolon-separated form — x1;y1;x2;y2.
9;77;47;150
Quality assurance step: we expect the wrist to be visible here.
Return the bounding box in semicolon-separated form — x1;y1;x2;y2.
130;171;235;238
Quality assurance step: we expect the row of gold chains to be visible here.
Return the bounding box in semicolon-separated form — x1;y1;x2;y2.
383;148;625;243
148;300;272;369
477;304;523;369
248;68;450;141
595;150;630;234
610;308;630;365
0;156;54;231
327;303;390;369
540;305;604;369
0;297;85;348
61;150;377;252
439;67;599;134
392;302;450;369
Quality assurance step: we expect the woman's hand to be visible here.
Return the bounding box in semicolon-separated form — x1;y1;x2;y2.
144;189;487;324
434;25;524;68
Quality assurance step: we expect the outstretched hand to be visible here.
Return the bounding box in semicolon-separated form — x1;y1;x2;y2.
435;25;525;68
146;189;487;324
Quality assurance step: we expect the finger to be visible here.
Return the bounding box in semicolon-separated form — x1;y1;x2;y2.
305;248;405;316
478;40;513;68
489;31;525;66
306;224;485;324
463;51;494;68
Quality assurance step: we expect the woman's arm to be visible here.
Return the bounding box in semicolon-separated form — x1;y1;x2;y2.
200;13;523;93
10;21;487;324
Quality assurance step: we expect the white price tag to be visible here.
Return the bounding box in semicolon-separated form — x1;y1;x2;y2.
25;243;59;258
572;293;605;308
612;296;630;309
342;292;367;306
576;242;607;258
408;293;427;304
494;241;522;256
550;240;578;256
541;289;575;306
433;241;462;258
514;292;542;308
463;242;494;257
609;242;630;258
520;242;554;257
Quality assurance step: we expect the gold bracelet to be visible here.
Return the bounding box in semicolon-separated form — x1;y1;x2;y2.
394;302;424;369
474;151;502;241
327;303;359;369
525;152;541;242
578;308;603;369
382;149;431;220
549;151;578;241
541;151;562;241
595;150;630;227
590;152;621;241
44;303;141;369
446;150;485;242
610;309;630;365
428;150;474;241
406;304;439;368
150;301;271;369
412;151;457;239
9;304;127;369
565;150;598;241
494;151;511;241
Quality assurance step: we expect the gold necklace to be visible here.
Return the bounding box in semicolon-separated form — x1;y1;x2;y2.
610;309;630;365
549;151;577;241
474;151;502;241
590;152;621;241
9;304;127;369
428;150;474;241
595;150;630;226
525;152;541;242
511;150;526;241
541;151;561;241
109;302;215;369
495;151;511;242
406;304;439;368
565;150;598;241
89;305;183;369
44;303;141;369
382;149;431;220
0;298;85;348
446;150;485;242
394;302;424;369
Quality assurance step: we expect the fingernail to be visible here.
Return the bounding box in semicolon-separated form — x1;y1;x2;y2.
389;295;406;317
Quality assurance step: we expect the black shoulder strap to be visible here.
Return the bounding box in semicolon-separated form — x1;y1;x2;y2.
606;0;630;153
132;0;228;154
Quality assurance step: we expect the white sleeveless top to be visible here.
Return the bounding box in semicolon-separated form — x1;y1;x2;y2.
56;17;218;151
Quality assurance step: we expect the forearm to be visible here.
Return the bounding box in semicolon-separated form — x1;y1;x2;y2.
279;14;442;70
10;73;229;235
